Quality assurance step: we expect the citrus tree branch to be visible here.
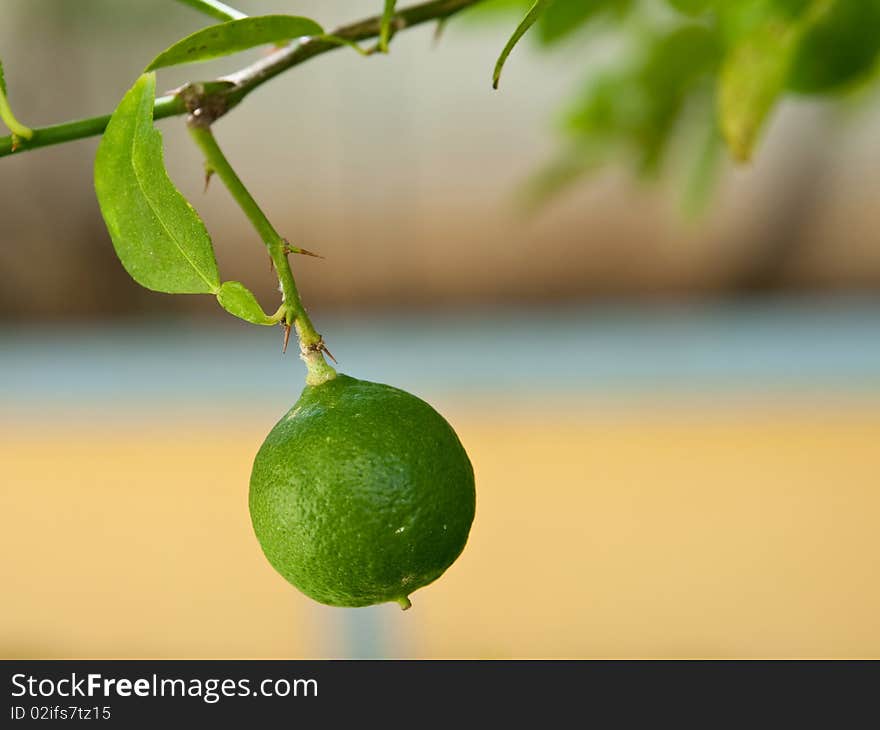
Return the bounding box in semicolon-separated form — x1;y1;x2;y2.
0;0;484;158
187;123;337;384
0;94;185;157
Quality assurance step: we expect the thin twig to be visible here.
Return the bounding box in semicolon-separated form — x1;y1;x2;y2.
0;0;483;158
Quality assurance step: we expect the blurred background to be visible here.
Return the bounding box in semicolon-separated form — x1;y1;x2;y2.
1;0;879;658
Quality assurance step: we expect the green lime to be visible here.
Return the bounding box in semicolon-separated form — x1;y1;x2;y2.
249;374;476;609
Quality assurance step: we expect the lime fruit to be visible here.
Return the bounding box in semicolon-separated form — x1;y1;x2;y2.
249;374;476;609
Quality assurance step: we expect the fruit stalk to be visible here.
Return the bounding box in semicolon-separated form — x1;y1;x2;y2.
187;123;336;385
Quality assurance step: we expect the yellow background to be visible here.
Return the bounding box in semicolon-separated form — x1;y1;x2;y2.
3;397;878;658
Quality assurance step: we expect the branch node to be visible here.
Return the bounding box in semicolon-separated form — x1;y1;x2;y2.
181;82;234;128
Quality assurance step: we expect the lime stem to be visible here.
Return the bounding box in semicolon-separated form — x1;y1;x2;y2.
187;123;336;385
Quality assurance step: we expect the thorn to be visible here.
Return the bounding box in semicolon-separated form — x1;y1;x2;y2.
281;323;292;354
306;339;337;364
281;239;324;259
287;246;324;259
203;166;214;192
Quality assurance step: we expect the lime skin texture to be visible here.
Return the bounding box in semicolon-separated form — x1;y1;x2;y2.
249;374;476;609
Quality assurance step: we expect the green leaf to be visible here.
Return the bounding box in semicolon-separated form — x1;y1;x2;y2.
718;26;793;162
380;1;397;53
146;15;324;71
717;0;831;162
94;73;221;294
493;0;552;89
217;281;276;325
788;0;880;93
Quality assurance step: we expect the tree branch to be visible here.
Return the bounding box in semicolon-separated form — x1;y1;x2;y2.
0;0;483;158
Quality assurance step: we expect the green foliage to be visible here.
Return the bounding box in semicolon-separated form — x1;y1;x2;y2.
666;0;713;16
217;281;277;325
716;2;820;161
94;73;221;294
146;15;323;71
788;0;880;93
562;24;720;177
513;0;880;203
94;74;287;327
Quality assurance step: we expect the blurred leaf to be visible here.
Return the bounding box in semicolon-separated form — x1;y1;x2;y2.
667;0;715;16
523;145;607;206
717;0;814;46
717;0;831;162
537;0;631;45
217;281;276;325
146;15;324;71
565;25;721;175
380;1;397;52
493;0;552;89
788;0;880;93
94;73;220;294
499;0;880;208
459;0;533;24
718;21;794;162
